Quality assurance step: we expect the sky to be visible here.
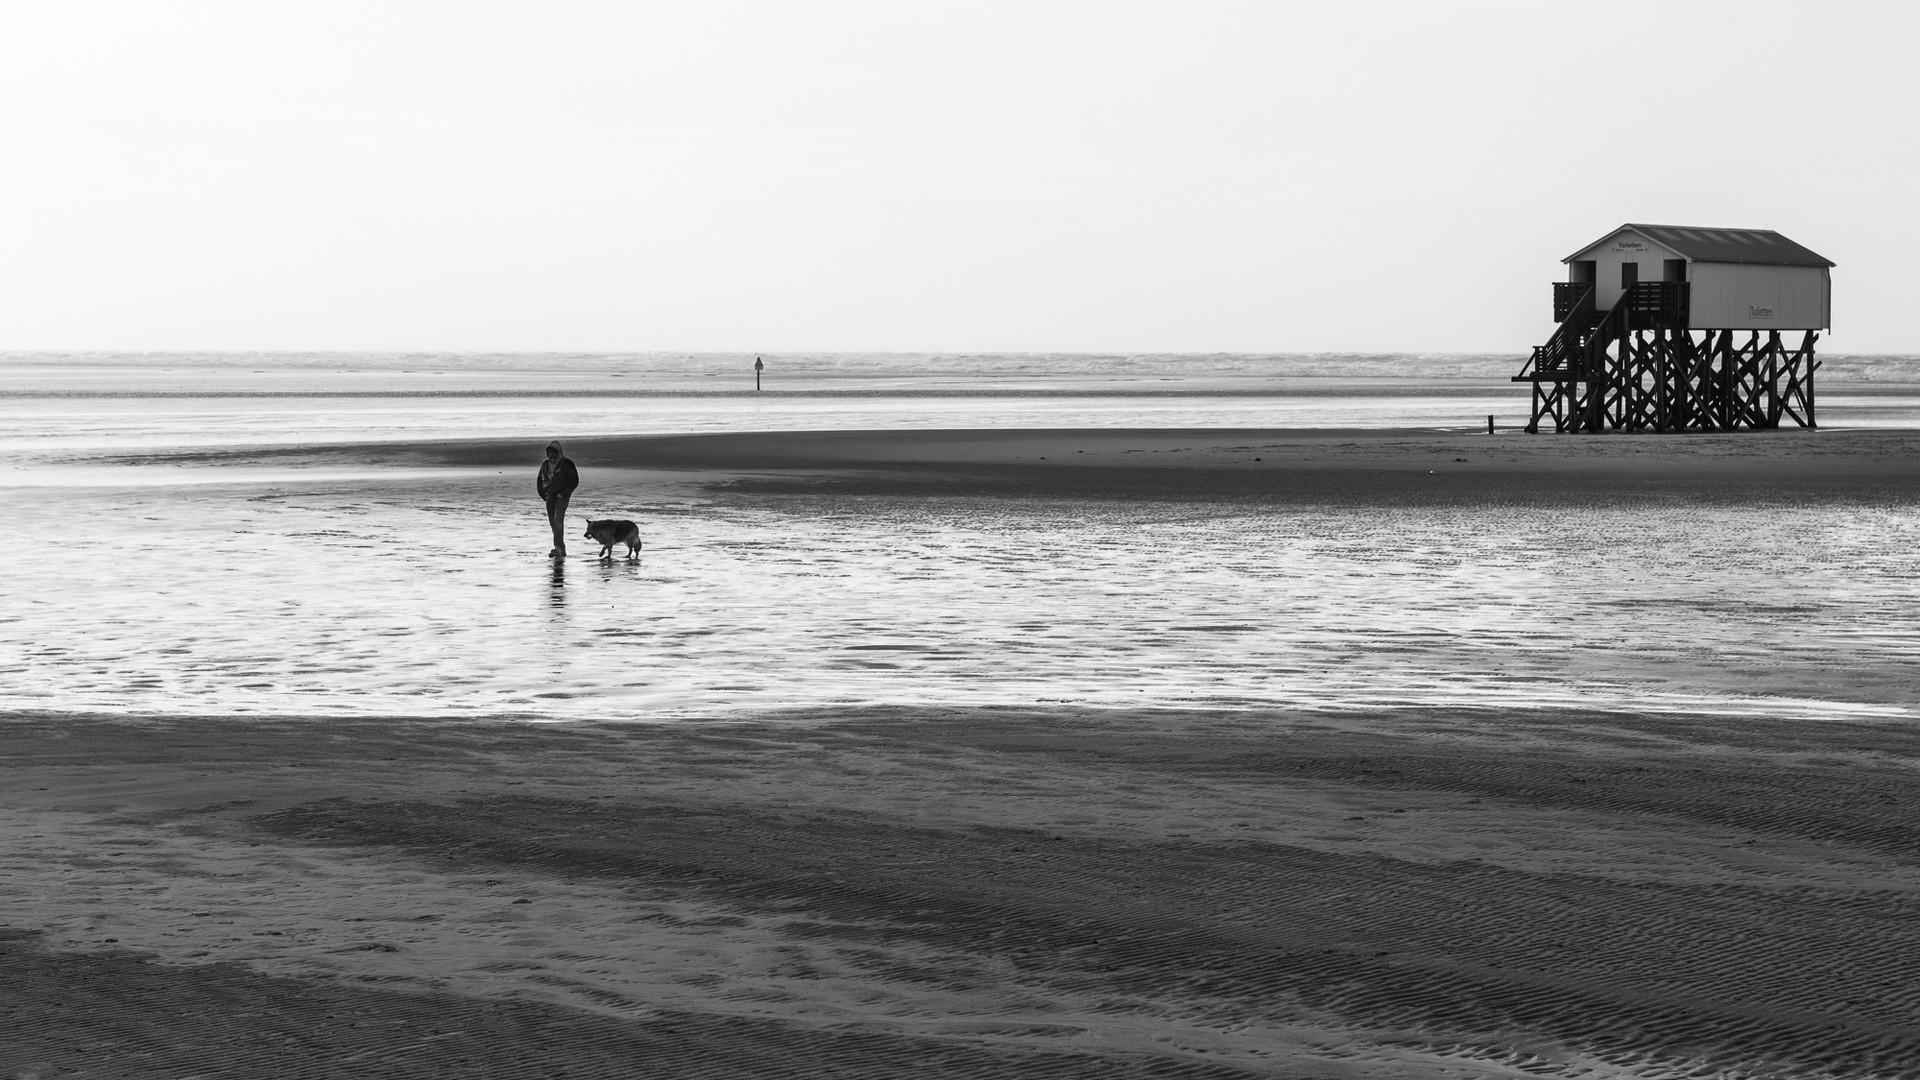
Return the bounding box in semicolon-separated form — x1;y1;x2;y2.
1;0;1915;354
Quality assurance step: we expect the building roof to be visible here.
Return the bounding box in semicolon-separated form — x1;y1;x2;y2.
1567;224;1835;267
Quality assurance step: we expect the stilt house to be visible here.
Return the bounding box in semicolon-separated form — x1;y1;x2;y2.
1515;224;1834;433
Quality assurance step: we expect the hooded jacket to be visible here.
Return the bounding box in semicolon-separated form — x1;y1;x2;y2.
537;443;580;502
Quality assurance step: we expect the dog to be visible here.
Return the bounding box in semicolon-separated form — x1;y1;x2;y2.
582;518;643;560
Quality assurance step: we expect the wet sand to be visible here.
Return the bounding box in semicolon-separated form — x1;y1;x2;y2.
5;707;1920;1078
171;425;1920;502
9;427;1920;1076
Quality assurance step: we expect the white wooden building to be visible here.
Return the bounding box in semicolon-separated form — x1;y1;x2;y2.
1518;223;1833;433
1563;223;1833;331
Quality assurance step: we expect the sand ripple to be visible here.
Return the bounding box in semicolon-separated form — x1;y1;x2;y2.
4;711;1920;1076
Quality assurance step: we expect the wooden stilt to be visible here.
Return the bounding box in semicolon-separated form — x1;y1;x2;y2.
1516;296;1821;434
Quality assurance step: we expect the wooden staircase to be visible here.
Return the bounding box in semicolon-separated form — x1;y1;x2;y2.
1515;282;1692;432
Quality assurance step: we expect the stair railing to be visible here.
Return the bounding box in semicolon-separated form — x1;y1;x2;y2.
1517;284;1595;380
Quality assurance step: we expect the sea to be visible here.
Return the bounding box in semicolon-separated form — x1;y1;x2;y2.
4;351;1918;725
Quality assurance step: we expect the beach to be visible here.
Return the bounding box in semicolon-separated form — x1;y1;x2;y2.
7;0;1920;1066
5;424;1920;1077
6;703;1920;1077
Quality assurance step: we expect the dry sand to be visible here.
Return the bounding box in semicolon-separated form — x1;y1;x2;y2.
10;427;1920;1077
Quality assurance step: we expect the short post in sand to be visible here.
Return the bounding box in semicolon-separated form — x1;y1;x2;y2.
754;355;764;392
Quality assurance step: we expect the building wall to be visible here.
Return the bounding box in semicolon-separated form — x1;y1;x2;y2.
1571;229;1686;309
1566;227;1832;330
1686;263;1831;330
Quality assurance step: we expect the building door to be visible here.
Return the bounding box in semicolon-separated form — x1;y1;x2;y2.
1663;259;1686;282
1621;262;1639;289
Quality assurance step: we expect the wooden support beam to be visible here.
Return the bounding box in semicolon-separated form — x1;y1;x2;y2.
1516;319;1818;434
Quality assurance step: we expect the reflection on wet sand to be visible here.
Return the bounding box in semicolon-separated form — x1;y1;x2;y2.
2;444;1916;722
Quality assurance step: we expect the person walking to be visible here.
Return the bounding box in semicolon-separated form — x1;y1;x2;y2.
536;440;579;558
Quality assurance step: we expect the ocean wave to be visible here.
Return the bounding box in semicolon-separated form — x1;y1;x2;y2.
6;350;1918;385
0;349;1521;378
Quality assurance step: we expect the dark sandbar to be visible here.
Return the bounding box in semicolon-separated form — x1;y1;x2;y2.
131;426;1920;502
